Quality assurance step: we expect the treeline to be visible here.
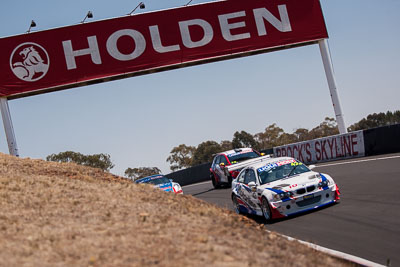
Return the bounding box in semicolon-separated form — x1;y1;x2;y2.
166;117;339;171
348;110;400;132
45;151;160;180
46;151;114;171
166;110;400;171
46;110;399;177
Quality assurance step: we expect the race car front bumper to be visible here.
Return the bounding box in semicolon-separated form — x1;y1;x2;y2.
269;184;339;218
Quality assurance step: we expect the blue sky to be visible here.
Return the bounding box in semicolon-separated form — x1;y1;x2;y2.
1;0;399;176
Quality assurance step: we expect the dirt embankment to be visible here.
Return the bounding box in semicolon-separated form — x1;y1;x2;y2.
0;153;355;266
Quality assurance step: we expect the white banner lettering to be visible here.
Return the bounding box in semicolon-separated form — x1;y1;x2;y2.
273;131;365;164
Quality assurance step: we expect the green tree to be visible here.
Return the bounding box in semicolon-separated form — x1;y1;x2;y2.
191;141;221;166
255;123;285;149
124;167;161;180
166;144;196;171
309;117;339;139
293;128;311;142
277;133;297;146
348;110;400;131
46;151;114;172
232;131;259;149
219;140;233;151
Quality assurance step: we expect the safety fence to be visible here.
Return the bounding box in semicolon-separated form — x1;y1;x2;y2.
165;162;211;186
363;124;400;156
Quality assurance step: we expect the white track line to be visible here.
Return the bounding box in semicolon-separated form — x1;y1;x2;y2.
315;155;400;168
278;232;385;267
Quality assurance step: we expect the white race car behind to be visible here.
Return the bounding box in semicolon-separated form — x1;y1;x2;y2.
231;157;340;221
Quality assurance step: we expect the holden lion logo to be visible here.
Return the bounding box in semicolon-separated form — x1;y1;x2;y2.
10;42;50;82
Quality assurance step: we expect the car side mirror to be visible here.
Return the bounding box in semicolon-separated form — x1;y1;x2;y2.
309;165;316;170
248;181;257;192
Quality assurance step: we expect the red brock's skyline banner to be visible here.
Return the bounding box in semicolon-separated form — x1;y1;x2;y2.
0;0;328;99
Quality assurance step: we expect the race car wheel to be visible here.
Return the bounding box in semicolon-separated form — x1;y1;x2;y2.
261;197;272;222
232;194;241;214
211;173;221;189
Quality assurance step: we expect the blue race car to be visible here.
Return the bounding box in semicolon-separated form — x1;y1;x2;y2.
135;174;183;194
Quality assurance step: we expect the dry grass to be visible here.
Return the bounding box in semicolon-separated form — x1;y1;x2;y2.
0;153;355;266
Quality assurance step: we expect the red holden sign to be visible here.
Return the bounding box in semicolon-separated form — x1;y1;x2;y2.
274;131;365;164
0;0;328;98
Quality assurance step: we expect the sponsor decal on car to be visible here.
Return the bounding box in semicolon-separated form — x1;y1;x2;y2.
227;148;253;158
257;159;297;172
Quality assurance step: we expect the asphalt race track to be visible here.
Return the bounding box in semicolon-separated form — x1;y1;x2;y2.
183;153;400;266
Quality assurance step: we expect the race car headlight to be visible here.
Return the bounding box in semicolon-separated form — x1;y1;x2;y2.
318;180;330;187
309;173;321;179
274;191;293;200
173;183;182;193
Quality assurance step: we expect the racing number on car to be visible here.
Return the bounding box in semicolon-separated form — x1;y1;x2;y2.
291;162;303;166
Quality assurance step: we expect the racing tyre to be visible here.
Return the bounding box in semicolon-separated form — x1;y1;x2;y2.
211;173;221;189
232;194;242;214
261;197;272;222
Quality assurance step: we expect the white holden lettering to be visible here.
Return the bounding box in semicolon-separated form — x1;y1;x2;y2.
218;11;250;41
149;25;181;53
63;36;102;70
61;5;293;69
106;29;146;61
253;5;292;36
179;19;214;48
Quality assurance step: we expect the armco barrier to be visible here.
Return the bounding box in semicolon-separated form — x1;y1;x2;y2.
363;123;400;156
165;162;211;186
165;124;400;186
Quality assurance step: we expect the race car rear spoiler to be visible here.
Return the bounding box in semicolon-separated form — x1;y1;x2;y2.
225;154;273;176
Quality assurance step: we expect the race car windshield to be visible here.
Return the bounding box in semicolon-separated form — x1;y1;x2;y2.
138;177;170;185
258;162;310;185
148;177;171;185
228;151;259;163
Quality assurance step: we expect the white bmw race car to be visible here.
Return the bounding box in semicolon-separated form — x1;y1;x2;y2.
231;157;340;221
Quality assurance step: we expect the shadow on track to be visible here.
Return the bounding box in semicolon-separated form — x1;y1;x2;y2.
242;202;339;225
192;188;215;197
191;184;232;197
